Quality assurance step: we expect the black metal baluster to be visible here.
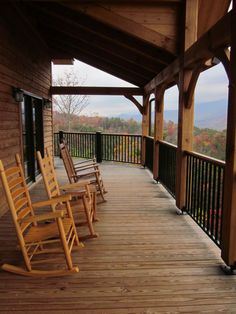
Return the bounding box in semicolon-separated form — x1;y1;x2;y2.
215;166;222;244
200;160;205;227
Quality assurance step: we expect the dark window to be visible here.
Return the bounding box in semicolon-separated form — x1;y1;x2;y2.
21;95;44;183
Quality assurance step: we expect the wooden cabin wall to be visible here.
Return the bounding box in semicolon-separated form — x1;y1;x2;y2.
0;12;52;217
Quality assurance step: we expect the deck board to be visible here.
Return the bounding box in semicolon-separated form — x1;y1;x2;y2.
0;160;236;313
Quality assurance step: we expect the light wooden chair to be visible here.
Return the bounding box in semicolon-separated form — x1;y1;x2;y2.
59;142;107;202
0;155;82;277
37;149;98;241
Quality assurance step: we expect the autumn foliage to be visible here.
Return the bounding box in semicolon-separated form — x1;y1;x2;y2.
54;112;226;161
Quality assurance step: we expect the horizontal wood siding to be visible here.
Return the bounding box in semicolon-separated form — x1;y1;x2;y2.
0;9;52;217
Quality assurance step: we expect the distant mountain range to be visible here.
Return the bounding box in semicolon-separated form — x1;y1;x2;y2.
118;100;227;131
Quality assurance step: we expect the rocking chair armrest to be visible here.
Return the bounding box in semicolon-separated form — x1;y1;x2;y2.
32;195;72;208
76;170;100;178
63;190;86;197
76;168;100;174
59;180;91;190
74;164;99;171
74;158;96;166
74;164;98;171
19;210;64;224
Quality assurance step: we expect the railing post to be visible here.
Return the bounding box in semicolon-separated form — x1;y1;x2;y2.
59;130;64;144
58;130;64;158
175;0;198;211
95;131;102;163
141;94;150;166
153;87;165;180
221;2;236;270
175;69;194;211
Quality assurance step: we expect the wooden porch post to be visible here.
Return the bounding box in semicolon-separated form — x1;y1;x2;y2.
141;94;150;166
153;87;165;180
221;2;236;268
175;0;198;210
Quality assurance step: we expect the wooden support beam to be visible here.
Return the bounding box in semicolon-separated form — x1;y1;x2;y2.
216;48;231;80
63;3;177;54
50;86;143;96
144;11;231;93
52;59;74;65
153;86;165;179
175;0;198;210
141;95;150;166
124;95;143;114
221;2;236;268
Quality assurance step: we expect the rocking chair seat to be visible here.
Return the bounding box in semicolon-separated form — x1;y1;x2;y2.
24;218;73;243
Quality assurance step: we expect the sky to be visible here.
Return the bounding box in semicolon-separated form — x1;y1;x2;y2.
52;58;229;118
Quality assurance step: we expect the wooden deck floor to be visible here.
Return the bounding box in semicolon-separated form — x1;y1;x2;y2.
0;160;236;313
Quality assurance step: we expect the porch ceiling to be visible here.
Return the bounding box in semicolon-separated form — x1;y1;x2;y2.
11;0;230;87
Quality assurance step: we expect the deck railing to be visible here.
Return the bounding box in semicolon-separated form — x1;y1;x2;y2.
185;151;225;247
144;136;154;172
54;132;96;159
102;133;142;164
54;131;226;247
54;131;142;164
158;140;177;198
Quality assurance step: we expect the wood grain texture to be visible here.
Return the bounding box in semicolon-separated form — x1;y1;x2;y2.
0;5;52;216
0;160;236;312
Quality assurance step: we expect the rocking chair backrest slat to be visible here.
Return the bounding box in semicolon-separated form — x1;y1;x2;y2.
59;143;77;184
0;158;34;232
37;149;61;199
0;156;35;270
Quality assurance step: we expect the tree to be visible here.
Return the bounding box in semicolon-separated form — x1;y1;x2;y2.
53;69;89;131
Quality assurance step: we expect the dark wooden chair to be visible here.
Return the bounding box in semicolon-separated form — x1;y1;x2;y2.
0;154;82;277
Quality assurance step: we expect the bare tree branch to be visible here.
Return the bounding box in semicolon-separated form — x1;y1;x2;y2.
53;68;89;131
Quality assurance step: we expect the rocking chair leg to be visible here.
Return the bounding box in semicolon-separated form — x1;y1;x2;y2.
82;195;99;239
57;219;76;271
94;172;106;202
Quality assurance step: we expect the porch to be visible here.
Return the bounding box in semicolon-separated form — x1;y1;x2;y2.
0;160;236;313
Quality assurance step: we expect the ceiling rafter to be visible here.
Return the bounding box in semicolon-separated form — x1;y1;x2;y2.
37;14;164;74
49;40;144;86
63;2;177;54
27;2;175;65
46;34;152;82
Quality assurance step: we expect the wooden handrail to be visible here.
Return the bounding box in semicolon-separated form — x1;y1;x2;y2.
157;140;177;149
185;150;225;167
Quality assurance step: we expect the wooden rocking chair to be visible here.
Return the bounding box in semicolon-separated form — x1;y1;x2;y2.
37;149;98;241
59;142;107;202
0;155;82;277
60;138;97;170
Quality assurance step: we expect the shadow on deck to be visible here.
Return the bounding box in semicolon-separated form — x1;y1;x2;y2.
0;159;236;313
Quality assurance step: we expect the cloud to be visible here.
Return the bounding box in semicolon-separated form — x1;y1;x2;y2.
52;60;229;116
52;60;135;87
